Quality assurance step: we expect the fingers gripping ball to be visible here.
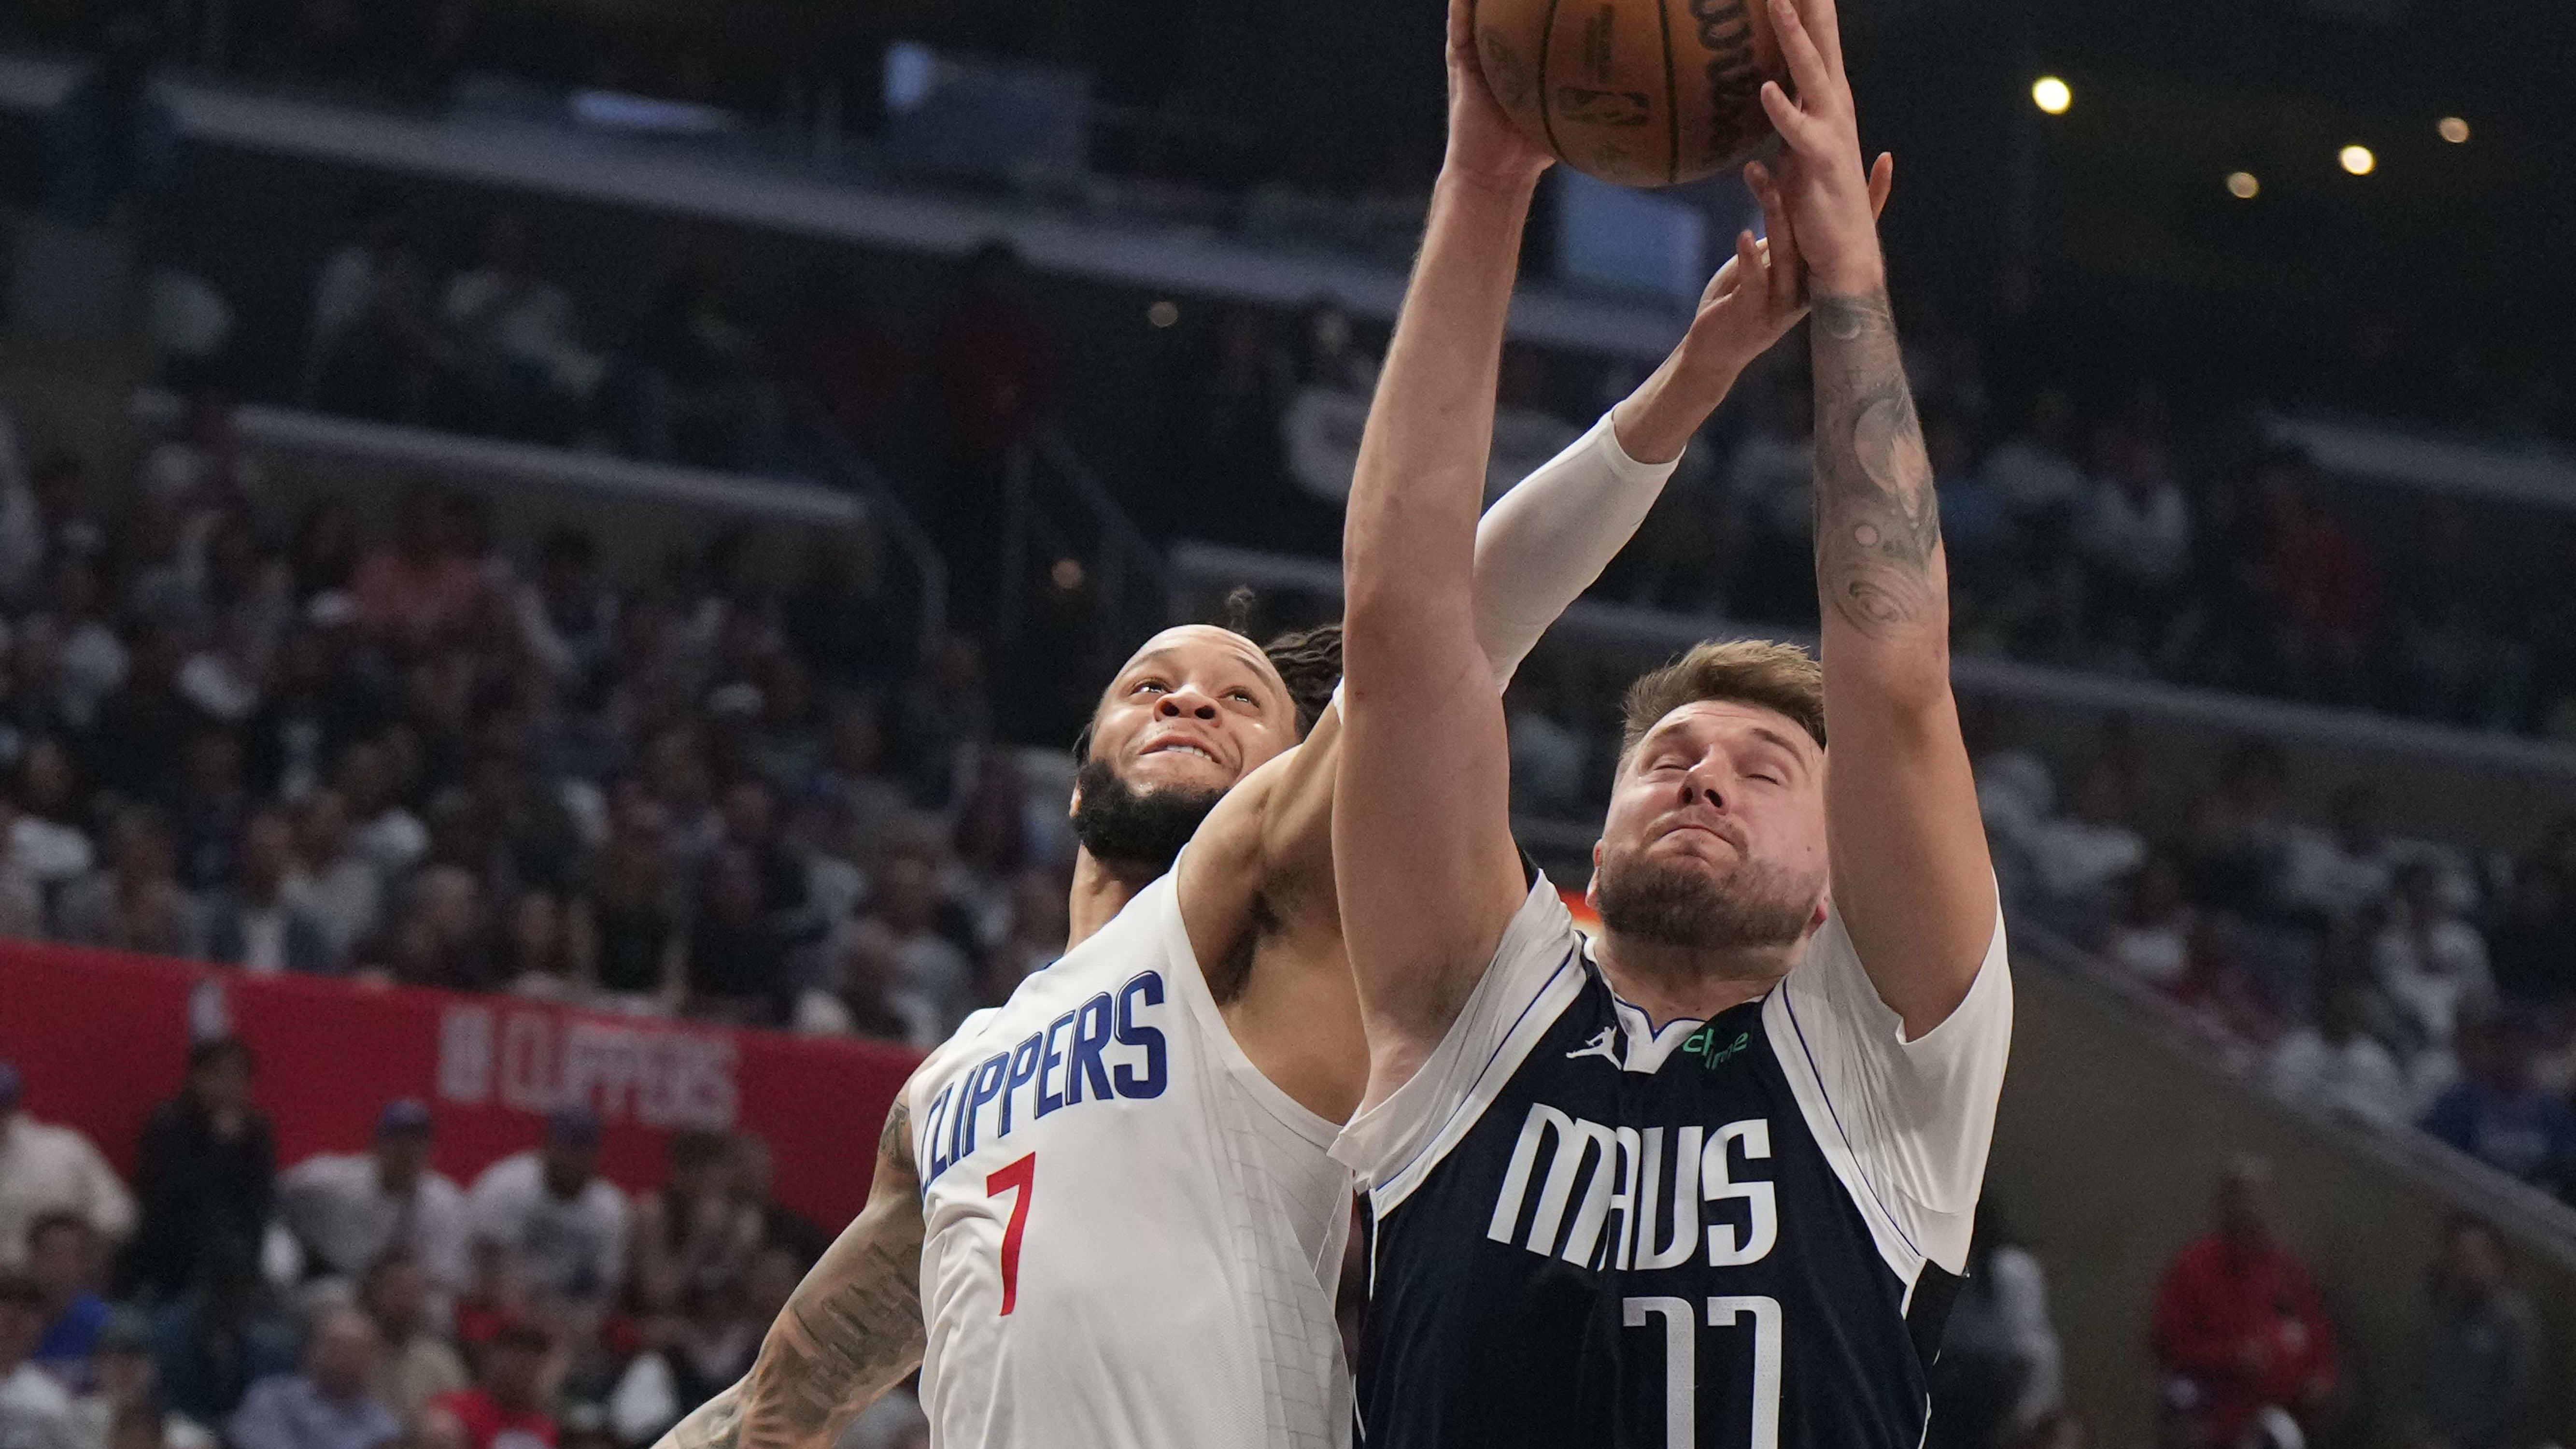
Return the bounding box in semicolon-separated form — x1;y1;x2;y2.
1474;0;1788;188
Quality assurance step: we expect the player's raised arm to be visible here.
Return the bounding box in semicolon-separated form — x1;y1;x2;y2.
1331;0;1560;1104
657;1094;925;1449
1757;0;1995;1034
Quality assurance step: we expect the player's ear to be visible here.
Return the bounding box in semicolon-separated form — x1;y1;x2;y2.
1585;841;1605;914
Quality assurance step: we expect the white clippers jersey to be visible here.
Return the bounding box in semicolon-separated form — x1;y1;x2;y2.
909;867;1353;1449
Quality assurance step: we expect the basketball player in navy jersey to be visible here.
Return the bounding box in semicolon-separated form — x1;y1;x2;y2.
1332;0;2007;1445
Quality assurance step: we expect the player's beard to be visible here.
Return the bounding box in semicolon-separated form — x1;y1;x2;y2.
1071;758;1225;878
1593;844;1819;953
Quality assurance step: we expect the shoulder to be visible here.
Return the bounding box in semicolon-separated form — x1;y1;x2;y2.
469;1153;537;1194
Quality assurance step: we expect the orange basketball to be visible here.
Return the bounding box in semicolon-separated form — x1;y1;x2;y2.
1471;0;1787;188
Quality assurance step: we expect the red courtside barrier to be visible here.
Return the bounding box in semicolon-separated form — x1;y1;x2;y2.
0;939;920;1231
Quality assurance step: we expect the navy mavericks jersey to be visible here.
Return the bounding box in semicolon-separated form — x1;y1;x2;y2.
1336;875;2012;1449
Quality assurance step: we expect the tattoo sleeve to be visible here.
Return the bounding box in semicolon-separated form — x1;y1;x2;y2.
658;1101;927;1449
1807;291;1944;639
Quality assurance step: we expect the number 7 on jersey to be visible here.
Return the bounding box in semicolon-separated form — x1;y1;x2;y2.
986;1153;1036;1315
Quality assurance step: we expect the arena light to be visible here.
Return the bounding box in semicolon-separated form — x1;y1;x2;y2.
2226;171;2260;199
2339;144;2376;175
2438;116;2470;144
2030;77;2071;115
1147;300;1180;328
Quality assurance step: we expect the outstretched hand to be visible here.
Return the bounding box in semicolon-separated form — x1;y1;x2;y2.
1685;150;1893;374
1442;0;1553;192
1754;0;1886;294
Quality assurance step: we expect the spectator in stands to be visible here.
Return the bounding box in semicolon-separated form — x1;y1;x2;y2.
465;1110;626;1313
438;214;601;445
987;867;1070;993
1928;1205;2062;1449
924;242;1056;516
24;1215;108;1392
277;1101;467;1298
403;1402;471;1449
2028;759;2148;919
0;1271;76;1449
1723;375;1819;625
680;847;793;1026
226;1309;398;1449
83;628;206;815
2098;852;2195;993
120;1039;273;1304
841;849;973;1048
610;247;779;471
2077;427;2192;664
2267;980;2413;1129
68;1308;212;1449
2276;784;2396;930
2420;1019;2576;1189
147;1248;297;1423
37;17;180;228
170;731;254;894
511;533;614;700
0;789;51;940
203;812;335;975
427;1319;554;1449
629;1133;760;1317
357;1255;464;1425
308;198;442;425
331;741;428;887
351;494;490;648
52;807;197;958
2184;741;2295;921
365;865;492;990
2488;851;2576;1007
244;623;383;807
6;743;95;891
2392;502;2532;731
0;1067;133;1279
2151;1157;2336;1449
1985;388;2088;532
2375;861;2496;1057
2412;1216;2537;1449
2247;448;2379;708
722;1136;825;1271
281;791;381;968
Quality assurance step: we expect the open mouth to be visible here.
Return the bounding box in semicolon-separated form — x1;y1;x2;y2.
1143;740;1218;764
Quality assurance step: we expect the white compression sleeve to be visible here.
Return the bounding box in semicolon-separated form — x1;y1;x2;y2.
1472;411;1683;691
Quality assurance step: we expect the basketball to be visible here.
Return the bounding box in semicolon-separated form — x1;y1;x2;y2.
1471;0;1787;188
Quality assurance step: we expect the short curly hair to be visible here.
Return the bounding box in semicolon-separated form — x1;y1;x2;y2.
1619;639;1825;767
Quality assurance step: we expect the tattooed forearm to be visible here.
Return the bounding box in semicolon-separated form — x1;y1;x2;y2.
1808;291;1944;639
654;1102;925;1449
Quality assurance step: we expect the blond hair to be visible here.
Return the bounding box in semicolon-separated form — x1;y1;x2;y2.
1618;639;1826;763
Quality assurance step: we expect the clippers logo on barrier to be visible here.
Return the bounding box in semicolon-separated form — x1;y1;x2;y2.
438;1004;738;1130
1487;1104;1777;1272
922;969;1170;1187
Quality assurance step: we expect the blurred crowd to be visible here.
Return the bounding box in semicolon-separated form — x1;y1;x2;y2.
1979;721;2576;1202
0;1051;933;1449
0;392;1075;1041
21;18;2576;745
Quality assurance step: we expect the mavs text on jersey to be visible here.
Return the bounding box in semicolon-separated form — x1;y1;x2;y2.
1337;874;2011;1449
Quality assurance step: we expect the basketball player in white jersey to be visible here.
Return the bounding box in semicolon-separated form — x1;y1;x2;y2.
654;142;1890;1449
1331;1;2005;1445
